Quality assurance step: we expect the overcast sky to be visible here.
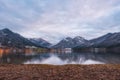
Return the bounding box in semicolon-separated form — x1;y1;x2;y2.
0;0;120;44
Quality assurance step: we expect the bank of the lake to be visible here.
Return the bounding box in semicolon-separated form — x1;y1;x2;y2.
0;64;120;80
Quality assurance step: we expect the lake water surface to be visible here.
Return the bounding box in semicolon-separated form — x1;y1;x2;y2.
0;52;120;65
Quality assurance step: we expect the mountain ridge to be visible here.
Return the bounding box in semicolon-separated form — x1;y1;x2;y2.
29;38;52;48
0;28;120;49
52;36;89;48
0;28;43;48
75;32;120;48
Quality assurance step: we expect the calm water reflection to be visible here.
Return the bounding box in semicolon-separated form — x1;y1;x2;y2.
0;53;120;65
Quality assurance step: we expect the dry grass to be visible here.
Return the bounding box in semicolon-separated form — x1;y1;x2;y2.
0;64;120;80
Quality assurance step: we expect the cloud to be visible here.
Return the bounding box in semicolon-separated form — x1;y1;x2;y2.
0;0;120;44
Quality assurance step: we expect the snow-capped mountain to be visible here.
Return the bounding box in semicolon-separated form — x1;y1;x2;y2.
29;38;52;48
53;36;89;48
90;32;120;47
0;28;120;49
0;28;42;48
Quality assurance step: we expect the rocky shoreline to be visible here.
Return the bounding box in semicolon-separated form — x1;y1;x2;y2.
0;64;120;80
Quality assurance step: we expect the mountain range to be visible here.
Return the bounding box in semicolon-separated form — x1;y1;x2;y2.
90;33;120;48
29;38;52;48
53;33;120;48
0;28;120;49
0;28;37;48
53;36;89;48
0;28;48;48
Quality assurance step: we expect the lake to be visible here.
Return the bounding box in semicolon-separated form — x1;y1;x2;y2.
0;52;120;65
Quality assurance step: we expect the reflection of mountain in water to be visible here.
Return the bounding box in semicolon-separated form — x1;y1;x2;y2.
1;53;120;64
55;53;120;64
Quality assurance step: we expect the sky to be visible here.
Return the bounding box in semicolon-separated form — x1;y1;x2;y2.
0;0;120;44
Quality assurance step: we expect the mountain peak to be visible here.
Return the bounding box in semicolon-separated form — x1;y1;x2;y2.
2;28;10;31
53;36;88;48
66;37;72;39
63;37;72;41
90;32;120;47
1;28;13;33
29;38;52;48
106;33;113;35
0;28;42;48
74;36;85;40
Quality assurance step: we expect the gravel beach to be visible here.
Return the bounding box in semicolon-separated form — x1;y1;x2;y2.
0;64;120;80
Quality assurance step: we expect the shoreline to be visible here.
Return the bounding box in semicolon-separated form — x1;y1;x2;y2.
0;64;120;80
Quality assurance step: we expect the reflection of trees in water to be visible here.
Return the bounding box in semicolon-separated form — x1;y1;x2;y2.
56;53;95;63
0;53;120;64
55;53;120;64
93;53;120;64
0;53;32;64
0;53;52;64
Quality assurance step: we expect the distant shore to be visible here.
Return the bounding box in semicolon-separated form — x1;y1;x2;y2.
0;64;120;80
